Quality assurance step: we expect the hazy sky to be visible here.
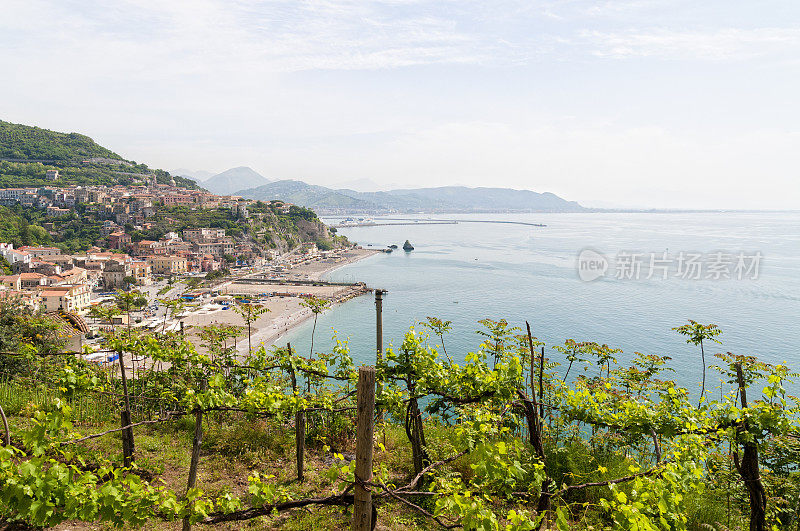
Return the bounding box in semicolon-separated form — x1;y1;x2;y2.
2;1;799;209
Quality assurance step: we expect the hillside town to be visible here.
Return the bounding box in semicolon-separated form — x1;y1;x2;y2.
0;175;347;316
0;171;251;218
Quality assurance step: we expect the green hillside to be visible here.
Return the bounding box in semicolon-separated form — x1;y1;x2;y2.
0;120;122;161
0;120;200;189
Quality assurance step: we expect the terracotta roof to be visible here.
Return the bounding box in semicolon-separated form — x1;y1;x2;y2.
42;311;89;335
40;289;69;296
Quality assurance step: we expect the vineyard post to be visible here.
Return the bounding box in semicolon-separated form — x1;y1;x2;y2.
734;362;767;531
182;407;204;531
117;345;135;467
352;366;376;531
288;342;304;482
375;289;386;426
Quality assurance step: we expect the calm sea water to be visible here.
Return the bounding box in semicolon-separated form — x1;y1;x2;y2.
279;212;800;396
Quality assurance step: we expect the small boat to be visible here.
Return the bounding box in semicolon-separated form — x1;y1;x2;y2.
388;244;398;249
403;240;414;251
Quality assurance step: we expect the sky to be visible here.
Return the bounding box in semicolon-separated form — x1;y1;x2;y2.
2;0;799;209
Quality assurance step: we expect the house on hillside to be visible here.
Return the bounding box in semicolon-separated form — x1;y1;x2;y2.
148;255;188;275
0;243;31;268
108;231;131;250
38;284;91;314
18;246;61;258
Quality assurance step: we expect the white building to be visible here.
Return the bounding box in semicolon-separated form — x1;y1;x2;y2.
0;243;31;267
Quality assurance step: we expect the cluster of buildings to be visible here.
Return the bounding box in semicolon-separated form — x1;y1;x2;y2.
0;243;92;313
0;243;185;313
0;178;251;224
0;173;332;317
112;227;261;271
0;220;277;311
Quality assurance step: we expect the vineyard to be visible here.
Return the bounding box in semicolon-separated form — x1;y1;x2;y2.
0;294;799;530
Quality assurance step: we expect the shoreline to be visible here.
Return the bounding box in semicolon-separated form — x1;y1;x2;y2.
184;248;377;354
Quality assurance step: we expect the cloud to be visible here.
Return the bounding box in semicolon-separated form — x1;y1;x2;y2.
581;27;800;60
2;0;799;210
1;0;522;74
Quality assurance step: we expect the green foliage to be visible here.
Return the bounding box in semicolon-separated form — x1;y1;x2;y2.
0;256;11;275
1;316;798;531
0;120;200;189
0;297;65;374
0;120;122;161
0;205;53;247
204;268;230;281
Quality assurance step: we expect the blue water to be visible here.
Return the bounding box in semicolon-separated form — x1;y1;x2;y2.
279;212;800;396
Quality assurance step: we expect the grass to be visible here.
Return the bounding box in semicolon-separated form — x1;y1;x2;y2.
0;378;757;530
0;379;439;530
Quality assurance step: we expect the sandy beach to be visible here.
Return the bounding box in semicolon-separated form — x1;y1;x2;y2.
181;248;377;355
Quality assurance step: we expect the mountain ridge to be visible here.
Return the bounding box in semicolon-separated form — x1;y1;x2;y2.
236;180;584;213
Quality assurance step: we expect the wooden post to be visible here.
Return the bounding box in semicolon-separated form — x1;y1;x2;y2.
295;409;305;482
734;362;767;531
375;290;385;362
288;342;305;482
182;408;204;531
118;347;135;467
374;290;386;427
352;366;376;531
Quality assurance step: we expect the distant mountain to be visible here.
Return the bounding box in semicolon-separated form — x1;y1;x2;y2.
173;168;215;181
0;119;200;189
238;180;376;210
203;166;271;195
236;180;584;213
330;178;384;192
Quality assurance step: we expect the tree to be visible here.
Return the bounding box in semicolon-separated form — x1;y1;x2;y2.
234;303;269;356
87;304;121;326
0;296;63;374
159;298;187;334
300;297;330;359
476;318;517;369
423;316;453;363
0;256;11;275
673;320;722;406
115;289;147;339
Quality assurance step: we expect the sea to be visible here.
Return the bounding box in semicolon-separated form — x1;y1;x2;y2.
278;212;800;398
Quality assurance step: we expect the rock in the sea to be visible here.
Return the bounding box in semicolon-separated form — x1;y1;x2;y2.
403;240;414;251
